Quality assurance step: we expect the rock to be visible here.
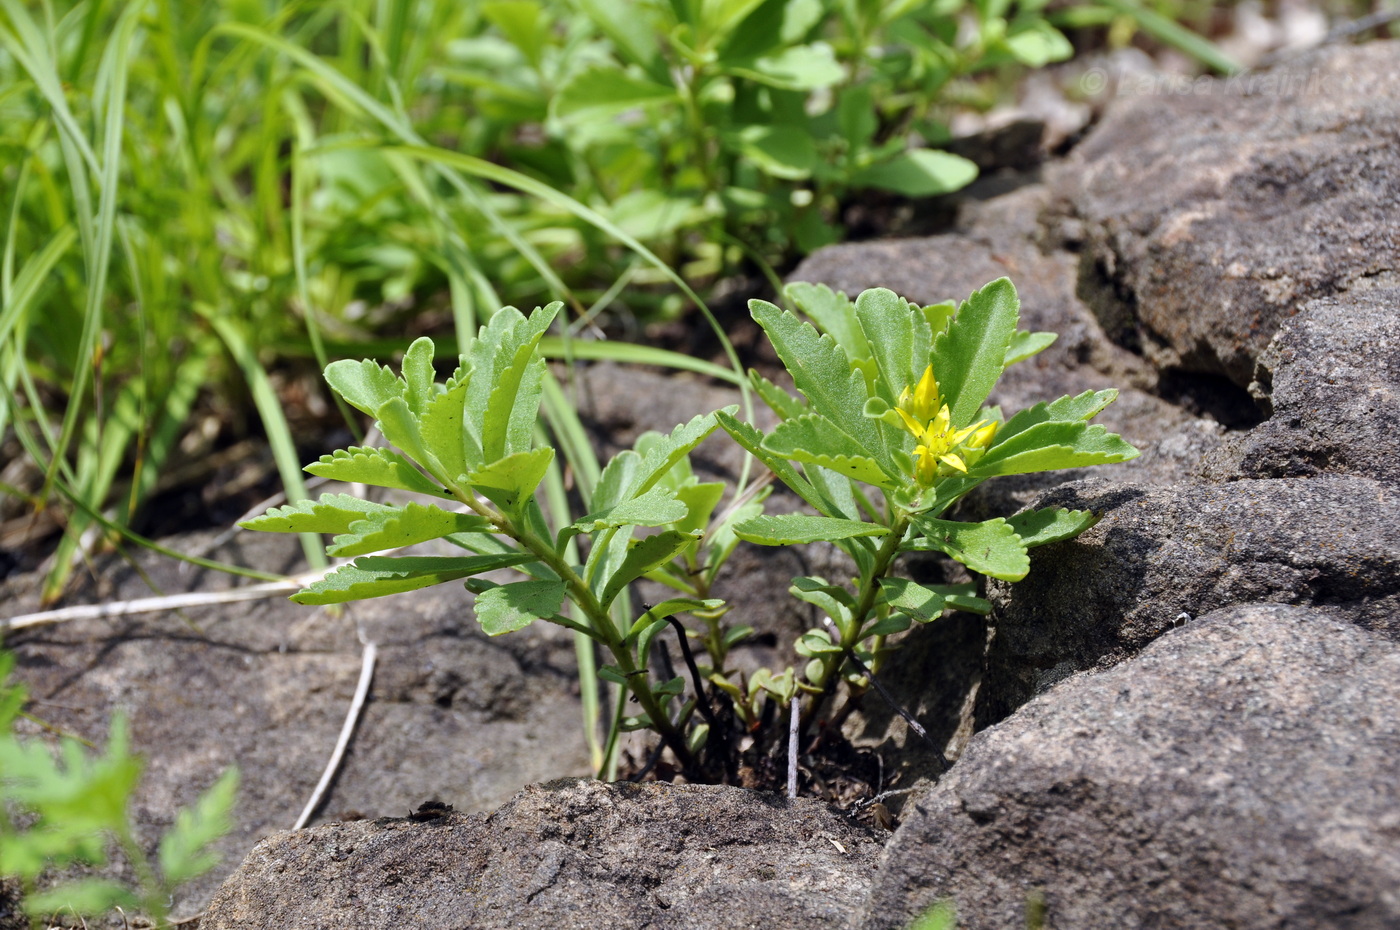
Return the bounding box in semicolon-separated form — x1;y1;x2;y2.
202;778;883;930
980;474;1400;723
1052;41;1400;387
1206;283;1400;483
863;604;1400;930
1;530;590;923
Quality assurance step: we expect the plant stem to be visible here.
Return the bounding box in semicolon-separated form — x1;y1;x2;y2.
801;511;910;731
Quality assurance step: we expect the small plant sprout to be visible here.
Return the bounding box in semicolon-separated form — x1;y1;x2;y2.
720;277;1139;733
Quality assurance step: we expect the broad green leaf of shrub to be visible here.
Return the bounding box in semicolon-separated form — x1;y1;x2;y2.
930;276;1020;427
475;580;566;635
735;514;886;545
323;358;404;417
238;494;395;534
564;487;688;540
329;502;494;557
292;554;533;605
305;447;452;498
995;389;1120;444
785;282;872;366
907;516;1030;581
730;124;818;180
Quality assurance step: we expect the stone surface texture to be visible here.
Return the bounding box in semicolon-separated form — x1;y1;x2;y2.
1050;42;1400;387
201;779;883;930
864;605;1400;930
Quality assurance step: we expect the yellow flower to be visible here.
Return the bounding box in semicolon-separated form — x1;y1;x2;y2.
895;366;997;486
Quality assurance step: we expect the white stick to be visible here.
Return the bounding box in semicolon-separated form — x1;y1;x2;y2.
788;695;799;800
1;569;331;632
294;638;377;831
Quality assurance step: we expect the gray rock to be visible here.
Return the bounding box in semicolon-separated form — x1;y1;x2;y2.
979;474;1400;724
202;778;883;930
1206;284;1400;483
2;530;590;923
863;604;1400;930
1052;42;1400;387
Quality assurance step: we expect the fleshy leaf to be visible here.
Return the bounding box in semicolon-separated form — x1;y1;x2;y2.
401;337;437;416
850;149;978;197
716;412;833;517
996;389;1120;444
291;554;532;605
376;396;443;477
474;580;566;635
323;357;404;417
595;409;730;511
239;494;395;534
765;413;898;488
1005;330;1057;366
907;516;1031;581
790;576;855;625
566;487;688;539
971;421;1139;477
784;282;871;365
749;370;806;421
930;277;1020;427
467;447;555;514
305;447;452;498
854;287;931;405
878;577;947;623
480;302;560;462
749;299;885;464
329;502;494;556
734;514;887;546
599;530;701;609
1007;507;1100;547
420;381;476;481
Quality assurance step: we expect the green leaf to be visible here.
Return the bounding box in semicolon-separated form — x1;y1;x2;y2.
674;481;725;536
851;149;978;197
863;613;912;636
855;287;932;404
401;337;437;416
1008;507;1099;548
790;576;854;625
595;409;730;511
329;502;494;557
749;299;884;463
730;124;818;180
238;494;395;534
749;370;806;421
784;282;872;366
480;302;559;462
474;580;566;635
971;421;1139;477
765;413;898;488
996;389;1119;444
735;514;887;546
323;357;404;417
716;411;828;515
907;516;1030;581
553;64;675;118
376;396;443;477
931;277;1020;427
1003;20;1073;67
467;447;555;513
1005;330;1057;366
570;0;662;72
291;554;532;605
795;628;843;656
633;597;725;628
305;447;453;498
158;767;238;885
741;42;844;89
567;487;688;538
878;577;947;623
837;83;877;149
421;381;478;481
600;530;701;609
